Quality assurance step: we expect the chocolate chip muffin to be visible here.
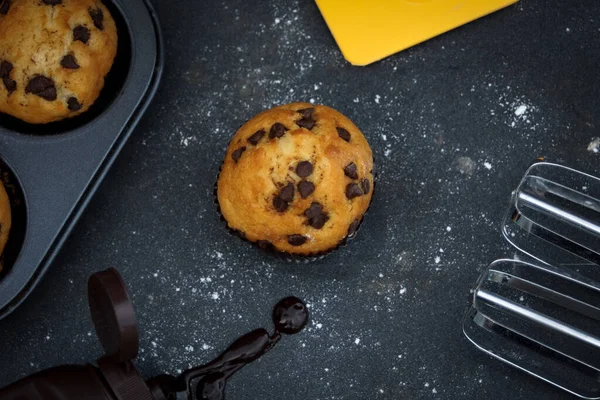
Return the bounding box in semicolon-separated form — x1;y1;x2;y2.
0;180;11;272
0;0;118;124
217;102;374;256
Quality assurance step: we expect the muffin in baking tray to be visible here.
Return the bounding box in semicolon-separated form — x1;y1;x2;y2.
0;180;11;272
217;102;374;256
0;0;118;124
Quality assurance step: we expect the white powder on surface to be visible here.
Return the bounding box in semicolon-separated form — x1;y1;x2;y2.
514;105;527;116
587;138;600;153
455;157;475;176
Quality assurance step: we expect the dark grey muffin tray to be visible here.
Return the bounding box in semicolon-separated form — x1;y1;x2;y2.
0;0;163;319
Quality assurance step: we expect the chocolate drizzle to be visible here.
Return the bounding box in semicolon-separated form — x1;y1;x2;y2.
162;297;309;400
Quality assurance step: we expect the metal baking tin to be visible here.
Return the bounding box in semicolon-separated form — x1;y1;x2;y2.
0;0;164;319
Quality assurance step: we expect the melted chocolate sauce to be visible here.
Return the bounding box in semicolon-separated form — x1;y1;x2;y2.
164;297;309;400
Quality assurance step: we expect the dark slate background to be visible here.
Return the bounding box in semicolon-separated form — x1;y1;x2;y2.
1;0;598;398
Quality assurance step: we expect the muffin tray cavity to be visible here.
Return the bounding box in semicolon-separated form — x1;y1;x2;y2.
0;0;164;319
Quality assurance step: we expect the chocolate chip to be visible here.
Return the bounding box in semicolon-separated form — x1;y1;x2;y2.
297;118;315;130
232;146;246;163
269;123;287;139
279;182;294;202
298;108;314;119
304;202;329;229
344;162;358;179
345;183;363;200
257;240;275;251
73;25;90;44
297;181;315;199
310;213;329;229
347;218;361;236
89;7;104;30
304;202;323;219
0;60;12;77
2;77;16;94
296;107;316;130
288;234;307;246
296;161;313;178
67;97;81;111
25;75;56;101
234;230;246;239
247;129;265;145
0;61;15;94
42;0;61;4
60;54;79;69
273;195;289;212
337;127;351;142
0;0;10;15
273;182;296;212
361;179;370;195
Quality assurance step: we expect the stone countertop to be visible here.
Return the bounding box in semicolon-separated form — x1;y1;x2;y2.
1;0;599;399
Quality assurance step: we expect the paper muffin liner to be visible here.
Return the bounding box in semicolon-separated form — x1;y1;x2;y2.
213;162;376;263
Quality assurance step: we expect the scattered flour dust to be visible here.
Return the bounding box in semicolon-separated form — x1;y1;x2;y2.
455;156;475;176
483;82;542;130
507;100;537;128
514;105;527;116
588;138;600;153
483;161;492;170
172;126;197;148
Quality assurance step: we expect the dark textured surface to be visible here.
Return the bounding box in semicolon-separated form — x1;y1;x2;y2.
1;0;599;398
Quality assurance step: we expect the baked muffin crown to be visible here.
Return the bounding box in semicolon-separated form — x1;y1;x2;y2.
217;102;374;255
0;0;118;124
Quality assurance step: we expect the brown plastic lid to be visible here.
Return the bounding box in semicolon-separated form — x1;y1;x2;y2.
88;268;139;363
